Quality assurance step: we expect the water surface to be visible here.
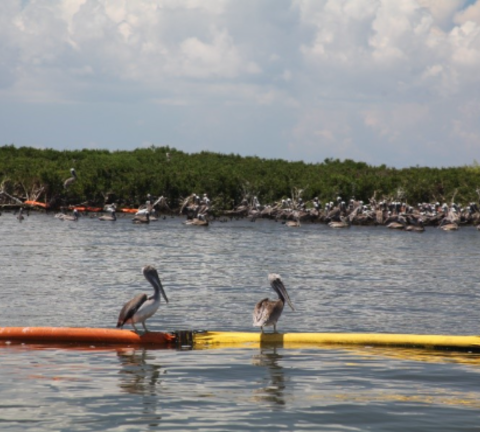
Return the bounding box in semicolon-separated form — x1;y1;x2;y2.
1;213;480;431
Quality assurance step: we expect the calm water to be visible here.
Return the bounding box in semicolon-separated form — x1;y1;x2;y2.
1;212;480;431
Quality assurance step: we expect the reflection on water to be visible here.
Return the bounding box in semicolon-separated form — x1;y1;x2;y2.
2;214;480;430
1;343;480;431
117;348;164;395
116;348;164;428
252;346;286;407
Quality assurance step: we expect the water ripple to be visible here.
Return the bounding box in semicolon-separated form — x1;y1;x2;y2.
2;213;480;430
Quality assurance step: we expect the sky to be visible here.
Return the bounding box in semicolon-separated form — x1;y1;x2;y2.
1;0;480;168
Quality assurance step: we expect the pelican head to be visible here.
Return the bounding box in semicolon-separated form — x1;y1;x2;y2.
142;265;169;304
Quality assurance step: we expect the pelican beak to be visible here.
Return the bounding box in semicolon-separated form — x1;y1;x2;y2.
281;286;295;311
156;276;169;303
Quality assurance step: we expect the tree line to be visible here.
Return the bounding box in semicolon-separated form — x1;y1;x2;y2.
1;144;480;211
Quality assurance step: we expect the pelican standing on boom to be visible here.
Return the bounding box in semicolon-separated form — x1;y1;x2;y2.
117;265;169;333
253;273;295;333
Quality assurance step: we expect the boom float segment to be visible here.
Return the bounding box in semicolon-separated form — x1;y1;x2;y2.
0;327;175;345
192;331;480;351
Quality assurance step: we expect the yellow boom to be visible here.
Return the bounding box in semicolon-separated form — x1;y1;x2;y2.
192;331;480;351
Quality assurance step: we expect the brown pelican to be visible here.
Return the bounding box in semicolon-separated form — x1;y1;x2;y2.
386;221;405;229
117;265;169;333
439;221;458;231
405;218;425;232
136;199;159;220
57;209;80;221
328;216;351;228
132;212;150;224
285;212;301;227
253;273;295;333
285;219;301;227
184;213;209;226
405;224;425;232
98;210;117;222
63;168;77;189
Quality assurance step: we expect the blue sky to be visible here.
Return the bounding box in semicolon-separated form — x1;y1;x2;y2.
1;0;480;168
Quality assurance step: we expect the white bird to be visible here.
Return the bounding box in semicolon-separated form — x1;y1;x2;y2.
117;266;169;333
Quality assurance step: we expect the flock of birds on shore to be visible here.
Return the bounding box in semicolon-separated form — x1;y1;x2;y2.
222;194;480;232
11;191;480;233
5;166;480;232
84;193;480;232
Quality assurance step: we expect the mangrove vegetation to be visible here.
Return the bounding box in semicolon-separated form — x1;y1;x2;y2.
1;144;480;211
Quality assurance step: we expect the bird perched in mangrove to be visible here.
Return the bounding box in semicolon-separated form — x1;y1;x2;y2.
63;168;77;189
117;265;169;333
253;273;295;333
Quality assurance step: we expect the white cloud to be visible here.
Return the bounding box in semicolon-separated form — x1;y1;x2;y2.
1;0;480;168
418;0;468;29
2;0;260;92
449;20;480;67
454;0;480;25
175;29;261;78
363;103;431;141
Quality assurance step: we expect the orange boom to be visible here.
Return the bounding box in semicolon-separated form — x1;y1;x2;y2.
0;327;175;346
24;200;49;208
70;206;103;212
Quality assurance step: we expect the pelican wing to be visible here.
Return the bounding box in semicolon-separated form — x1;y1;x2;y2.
135;208;149;216
179;194;194;215
253;298;270;326
117;293;148;328
63;177;75;189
